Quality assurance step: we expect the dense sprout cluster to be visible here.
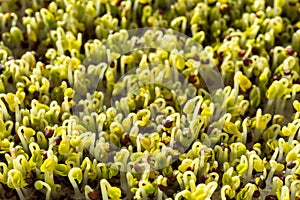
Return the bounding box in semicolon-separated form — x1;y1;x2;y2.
1;0;300;199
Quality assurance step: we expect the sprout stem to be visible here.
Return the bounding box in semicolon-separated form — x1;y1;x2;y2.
16;188;25;200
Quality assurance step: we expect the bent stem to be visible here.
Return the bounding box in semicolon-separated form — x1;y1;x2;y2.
100;179;111;200
0;95;10;120
34;180;51;200
68;167;83;197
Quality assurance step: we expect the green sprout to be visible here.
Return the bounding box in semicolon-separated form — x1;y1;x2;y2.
100;179;122;200
68;167;83;197
7;169;27;200
34;180;52;200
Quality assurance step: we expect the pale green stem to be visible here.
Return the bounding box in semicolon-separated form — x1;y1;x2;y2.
176;173;184;191
265;98;275;114
100;179;110;200
136;133;142;152
270;147;279;161
69;176;81;197
266;160;278;185
206;182;218;199
39;181;51;200
16;188;25;200
277;138;285;162
0;97;10;120
290;180;300;200
220;185;231;200
17;126;29;153
81;159;91;190
45;171;55;190
247;153;259;181
280;186;290;200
